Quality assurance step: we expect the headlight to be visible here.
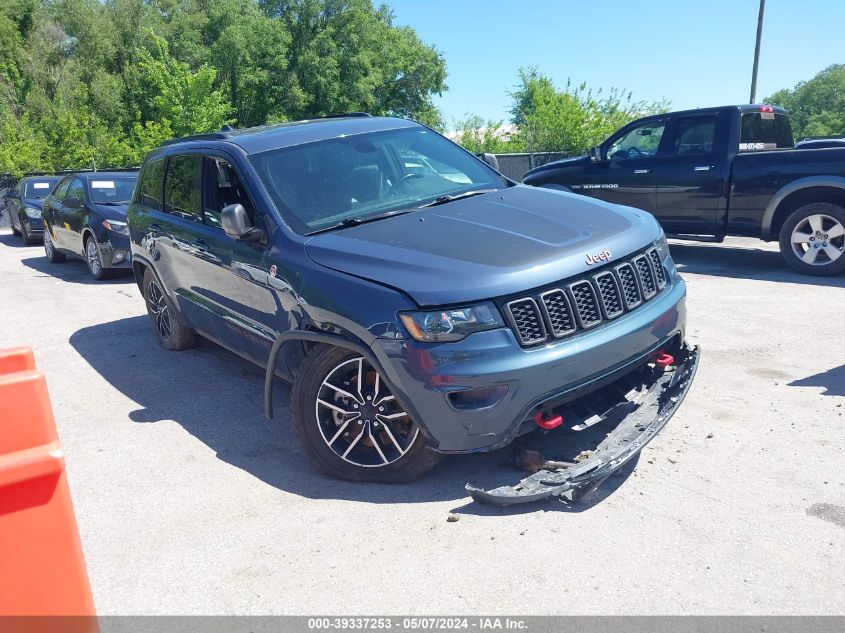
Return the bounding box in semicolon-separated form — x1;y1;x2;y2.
654;232;676;276
102;219;129;235
400;302;504;342
24;207;41;218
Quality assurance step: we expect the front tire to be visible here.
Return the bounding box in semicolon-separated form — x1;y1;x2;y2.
20;219;38;245
291;346;439;483
44;230;66;263
84;235;108;280
141;267;198;350
779;203;845;276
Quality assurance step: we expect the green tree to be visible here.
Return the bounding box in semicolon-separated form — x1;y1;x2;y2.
766;64;845;139
137;31;233;136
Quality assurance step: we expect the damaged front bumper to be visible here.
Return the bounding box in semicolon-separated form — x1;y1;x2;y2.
466;342;700;506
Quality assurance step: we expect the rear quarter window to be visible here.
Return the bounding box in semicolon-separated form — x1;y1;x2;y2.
739;113;793;151
138;159;165;210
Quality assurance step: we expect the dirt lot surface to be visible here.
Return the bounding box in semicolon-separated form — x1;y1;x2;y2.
1;229;843;614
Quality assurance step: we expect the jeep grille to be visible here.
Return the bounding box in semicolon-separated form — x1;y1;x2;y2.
503;247;668;347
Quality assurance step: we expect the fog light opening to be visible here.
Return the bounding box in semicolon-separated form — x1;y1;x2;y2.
446;385;508;411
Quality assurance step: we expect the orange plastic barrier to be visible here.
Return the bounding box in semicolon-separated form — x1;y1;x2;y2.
0;346;96;623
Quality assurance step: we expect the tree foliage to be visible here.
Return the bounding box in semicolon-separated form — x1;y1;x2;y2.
0;0;447;175
766;64;845;140
453;68;670;155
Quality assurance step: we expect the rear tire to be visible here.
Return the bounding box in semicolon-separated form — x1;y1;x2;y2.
141;267;198;350
44;230;66;263
291;345;440;483
778;203;845;276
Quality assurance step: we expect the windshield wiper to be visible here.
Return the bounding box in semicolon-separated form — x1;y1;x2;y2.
307;209;412;235
97;201;129;206
419;188;498;208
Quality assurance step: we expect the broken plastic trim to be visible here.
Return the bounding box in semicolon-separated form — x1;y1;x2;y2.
465;342;700;506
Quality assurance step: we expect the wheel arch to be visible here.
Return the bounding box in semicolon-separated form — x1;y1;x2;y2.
762;176;845;240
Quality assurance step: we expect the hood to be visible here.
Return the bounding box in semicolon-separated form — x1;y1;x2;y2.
304;185;662;306
22;198;46;210
523;155;590;182
90;202;130;220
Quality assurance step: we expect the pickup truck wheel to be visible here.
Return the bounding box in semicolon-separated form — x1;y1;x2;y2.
779;203;845;276
142;267;198;350
291;346;440;483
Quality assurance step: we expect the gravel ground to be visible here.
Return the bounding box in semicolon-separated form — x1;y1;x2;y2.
1;229;843;615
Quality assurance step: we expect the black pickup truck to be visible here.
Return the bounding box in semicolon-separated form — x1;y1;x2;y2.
523;104;845;275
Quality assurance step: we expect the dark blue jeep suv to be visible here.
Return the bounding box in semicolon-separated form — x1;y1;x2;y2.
127;114;698;504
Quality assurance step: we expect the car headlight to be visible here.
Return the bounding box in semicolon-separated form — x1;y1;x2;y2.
400;302;504;342
24;207;41;218
102;219;130;235
654;232;676;276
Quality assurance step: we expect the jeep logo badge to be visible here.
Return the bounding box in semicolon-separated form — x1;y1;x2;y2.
585;250;612;265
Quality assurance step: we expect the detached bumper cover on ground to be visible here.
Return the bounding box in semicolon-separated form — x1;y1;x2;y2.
466;343;700;506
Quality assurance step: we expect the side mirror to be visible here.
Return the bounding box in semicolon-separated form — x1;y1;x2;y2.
64;197;81;209
222;203;264;242
589;146;604;162
481;153;500;171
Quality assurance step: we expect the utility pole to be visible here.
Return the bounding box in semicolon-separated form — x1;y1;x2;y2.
749;0;766;103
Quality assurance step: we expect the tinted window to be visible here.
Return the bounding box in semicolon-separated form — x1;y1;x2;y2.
164;156;202;220
671;116;716;155
203;157;256;229
66;178;85;202
251;127;505;234
52;179;72;201
24;180;57;198
739;113;793;150
138;159;165;210
607;120;666;160
88;175;138;204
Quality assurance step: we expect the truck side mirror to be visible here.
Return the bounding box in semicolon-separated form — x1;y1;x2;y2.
481;153;499;171
64;197;81;209
222;203;264;243
589;146;603;162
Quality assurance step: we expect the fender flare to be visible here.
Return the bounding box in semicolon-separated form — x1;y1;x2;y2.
264;331;428;442
761;175;845;240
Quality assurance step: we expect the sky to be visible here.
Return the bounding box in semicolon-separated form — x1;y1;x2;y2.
387;0;844;127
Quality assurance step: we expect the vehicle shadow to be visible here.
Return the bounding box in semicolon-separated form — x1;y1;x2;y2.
788;365;845;397
0;229;31;247
69;316;639;510
20;255;134;285
669;242;845;288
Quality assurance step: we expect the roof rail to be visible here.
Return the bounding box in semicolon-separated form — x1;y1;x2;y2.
319;112;373;119
159;132;230;146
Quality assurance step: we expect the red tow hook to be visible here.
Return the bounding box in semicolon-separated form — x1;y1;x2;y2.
534;410;563;430
654;352;675;369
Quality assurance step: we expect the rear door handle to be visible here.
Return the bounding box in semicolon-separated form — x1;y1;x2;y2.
694;165;714;171
634;169;651;174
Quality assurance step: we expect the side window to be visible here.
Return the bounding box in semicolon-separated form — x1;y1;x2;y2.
52;179;71;201
138;159;165;210
203;157;256;229
164;155;202;220
607;120;666;160
671;116;716;155
66;178;85;203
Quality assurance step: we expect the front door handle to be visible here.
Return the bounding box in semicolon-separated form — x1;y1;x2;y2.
634;169;651;174
694;165;714;172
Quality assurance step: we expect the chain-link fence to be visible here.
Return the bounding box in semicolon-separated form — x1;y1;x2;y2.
486;152;573;181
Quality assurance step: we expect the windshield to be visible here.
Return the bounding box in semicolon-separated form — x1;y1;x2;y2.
250;127;506;234
88;176;138;204
24;180;59;199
